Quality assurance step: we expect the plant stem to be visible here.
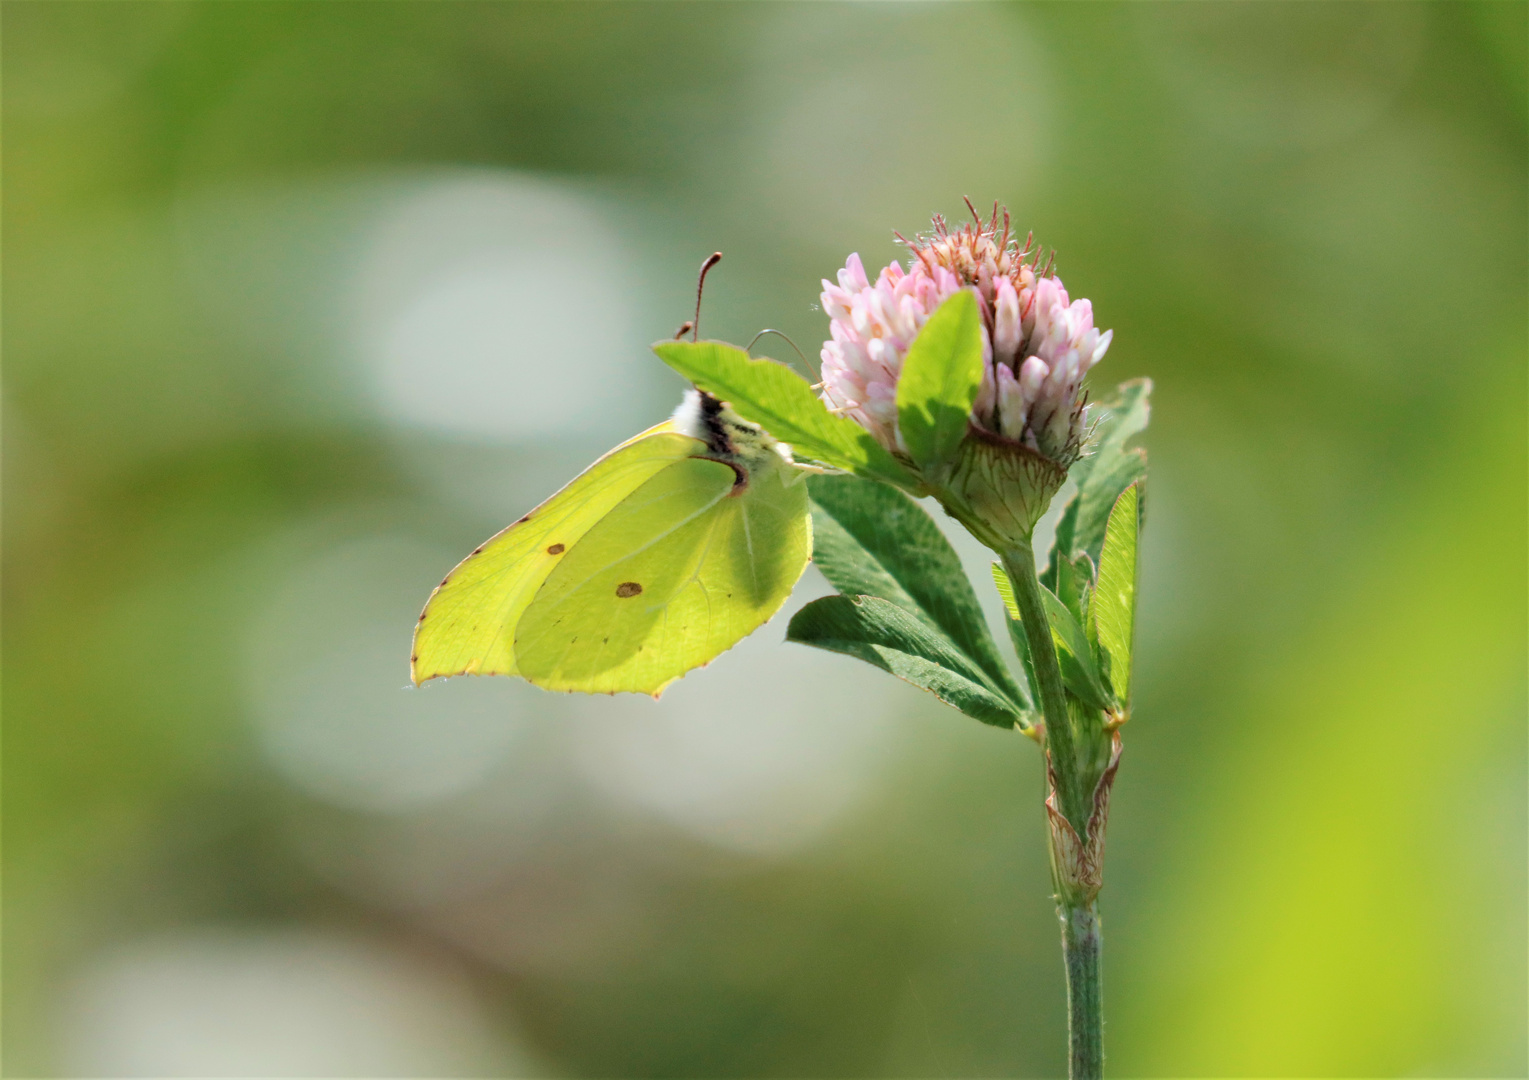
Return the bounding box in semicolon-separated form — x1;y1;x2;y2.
1059;901;1103;1079
1004;539;1107;1077
1000;540;1086;831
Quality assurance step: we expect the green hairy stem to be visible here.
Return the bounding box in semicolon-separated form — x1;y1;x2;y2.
1060;902;1104;1080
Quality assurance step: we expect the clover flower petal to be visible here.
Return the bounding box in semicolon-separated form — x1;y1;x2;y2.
819;204;1110;468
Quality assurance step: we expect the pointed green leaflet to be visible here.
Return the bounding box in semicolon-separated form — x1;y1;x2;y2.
1046;377;1150;587
895;291;985;470
787;595;1027;729
1090;482;1139;709
806;472;1028;709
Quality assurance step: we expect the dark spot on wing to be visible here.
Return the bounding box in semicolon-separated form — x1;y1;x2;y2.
473;546;483;554
616;581;643;598
517;514;532;523
547;543;565;555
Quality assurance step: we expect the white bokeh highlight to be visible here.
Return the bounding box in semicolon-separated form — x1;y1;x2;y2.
57;929;530;1077
351;173;650;442
244;532;550;814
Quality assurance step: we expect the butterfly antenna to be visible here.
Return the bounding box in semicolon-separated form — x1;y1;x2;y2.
745;328;814;379
673;320;694;340
691;251;723;342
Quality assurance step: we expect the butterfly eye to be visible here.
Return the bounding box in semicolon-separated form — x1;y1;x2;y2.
615;581;643;598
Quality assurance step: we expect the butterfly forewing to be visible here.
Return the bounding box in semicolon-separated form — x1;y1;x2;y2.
410;427;698;684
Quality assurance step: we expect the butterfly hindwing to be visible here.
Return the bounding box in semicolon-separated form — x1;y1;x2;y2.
410;425;699;684
516;451;811;695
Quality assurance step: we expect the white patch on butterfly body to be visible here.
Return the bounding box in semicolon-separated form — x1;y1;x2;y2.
669;389;708;441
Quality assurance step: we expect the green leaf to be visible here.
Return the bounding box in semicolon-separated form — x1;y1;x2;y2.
992;561;1021;622
895;291;985;470
1040;584;1115;713
994;560;1111;711
990;563;1041;708
1049;377;1150;576
787;595;1026;728
1054;548;1096;638
808;472;1029;710
1091;483;1139;709
652;340;914;486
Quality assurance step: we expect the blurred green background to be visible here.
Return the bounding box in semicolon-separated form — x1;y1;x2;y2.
4;2;1525;1076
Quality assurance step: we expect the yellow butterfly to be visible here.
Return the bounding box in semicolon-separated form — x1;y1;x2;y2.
412;388;812;696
